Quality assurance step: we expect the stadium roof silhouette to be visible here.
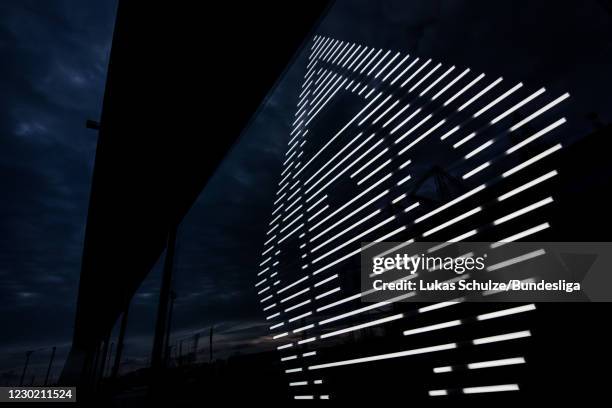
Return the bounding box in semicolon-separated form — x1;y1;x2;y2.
61;0;330;385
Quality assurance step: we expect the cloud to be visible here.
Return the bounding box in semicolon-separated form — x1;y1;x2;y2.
2;0;612;379
0;0;116;372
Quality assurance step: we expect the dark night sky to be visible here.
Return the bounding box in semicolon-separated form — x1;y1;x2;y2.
1;0;611;381
0;0;117;378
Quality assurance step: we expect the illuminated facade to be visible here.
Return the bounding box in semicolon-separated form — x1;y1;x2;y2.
255;35;568;401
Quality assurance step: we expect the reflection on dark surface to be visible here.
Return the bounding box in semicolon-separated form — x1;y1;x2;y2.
0;0;611;404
